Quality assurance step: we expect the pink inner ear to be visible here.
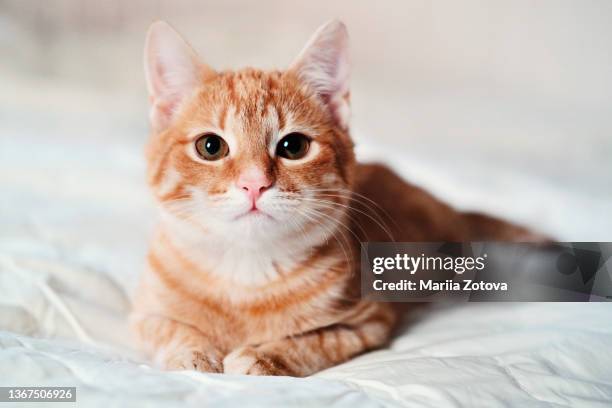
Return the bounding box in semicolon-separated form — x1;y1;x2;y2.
151;58;167;99
148;56;182;131
156;99;175;119
150;49;183;103
291;21;351;129
150;88;185;131
147;50;198;131
145;22;208;130
148;60;174;130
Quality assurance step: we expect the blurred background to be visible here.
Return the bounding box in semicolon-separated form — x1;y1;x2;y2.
1;0;611;254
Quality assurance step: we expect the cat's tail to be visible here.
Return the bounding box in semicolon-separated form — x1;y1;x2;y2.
461;212;553;242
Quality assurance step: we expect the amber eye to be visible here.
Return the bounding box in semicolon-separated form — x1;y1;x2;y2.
195;134;229;161
276;133;310;160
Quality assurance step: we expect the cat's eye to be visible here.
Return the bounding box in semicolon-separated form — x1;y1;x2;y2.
276;133;310;160
195;134;229;161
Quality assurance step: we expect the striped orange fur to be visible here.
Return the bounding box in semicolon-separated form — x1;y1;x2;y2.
131;20;544;376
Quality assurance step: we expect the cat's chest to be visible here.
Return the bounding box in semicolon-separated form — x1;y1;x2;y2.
207;249;290;287
155;233;352;342
186;251;349;338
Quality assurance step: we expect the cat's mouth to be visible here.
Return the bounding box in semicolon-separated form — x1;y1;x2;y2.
234;207;275;221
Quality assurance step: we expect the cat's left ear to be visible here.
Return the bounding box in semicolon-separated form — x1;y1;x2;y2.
290;20;351;130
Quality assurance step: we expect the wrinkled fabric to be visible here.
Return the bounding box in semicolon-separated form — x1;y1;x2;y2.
1;129;611;407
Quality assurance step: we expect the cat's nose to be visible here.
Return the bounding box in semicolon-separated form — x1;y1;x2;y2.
237;169;272;203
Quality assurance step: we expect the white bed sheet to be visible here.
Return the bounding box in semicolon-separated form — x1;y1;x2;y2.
1;99;612;407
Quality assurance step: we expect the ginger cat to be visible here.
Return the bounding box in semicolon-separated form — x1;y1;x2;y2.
131;20;541;376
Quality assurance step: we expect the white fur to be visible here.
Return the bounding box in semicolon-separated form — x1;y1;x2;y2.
322;173;339;185
157;168;182;197
158;183;346;289
223;347;257;374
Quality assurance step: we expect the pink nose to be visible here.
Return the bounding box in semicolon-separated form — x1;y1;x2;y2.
237;169;272;204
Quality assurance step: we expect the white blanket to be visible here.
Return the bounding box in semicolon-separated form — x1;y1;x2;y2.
1;85;612;406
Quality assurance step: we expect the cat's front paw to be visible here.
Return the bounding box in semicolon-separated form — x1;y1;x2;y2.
160;348;223;373
223;346;294;376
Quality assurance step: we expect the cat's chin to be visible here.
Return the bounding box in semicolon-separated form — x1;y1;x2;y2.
228;210;286;240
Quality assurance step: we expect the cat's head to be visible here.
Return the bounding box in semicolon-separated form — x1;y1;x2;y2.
144;20;355;245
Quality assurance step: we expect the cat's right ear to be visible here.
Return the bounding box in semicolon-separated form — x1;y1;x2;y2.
144;21;215;131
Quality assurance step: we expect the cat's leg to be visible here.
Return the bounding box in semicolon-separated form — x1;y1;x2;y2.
223;302;396;377
132;314;224;373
